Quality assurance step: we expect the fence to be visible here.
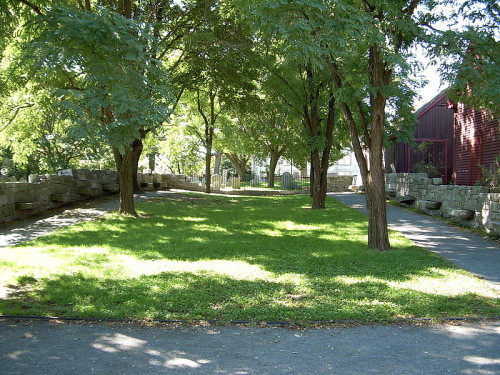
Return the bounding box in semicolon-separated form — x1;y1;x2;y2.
240;175;310;191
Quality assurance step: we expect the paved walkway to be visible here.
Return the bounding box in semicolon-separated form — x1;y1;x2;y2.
0;191;499;374
329;193;500;289
1;319;499;375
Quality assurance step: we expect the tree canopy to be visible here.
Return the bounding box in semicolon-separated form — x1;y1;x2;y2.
0;0;497;249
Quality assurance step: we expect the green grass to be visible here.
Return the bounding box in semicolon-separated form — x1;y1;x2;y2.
1;193;498;323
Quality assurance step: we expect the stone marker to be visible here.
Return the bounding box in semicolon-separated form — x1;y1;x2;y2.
281;172;293;190
222;170;228;187
211;174;222;190
231;177;241;189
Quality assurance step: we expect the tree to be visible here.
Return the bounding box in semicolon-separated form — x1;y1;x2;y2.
7;5;173;215
423;0;499;115
225;90;302;187
159;106;204;175
0;89;105;174
176;1;257;193
243;2;349;208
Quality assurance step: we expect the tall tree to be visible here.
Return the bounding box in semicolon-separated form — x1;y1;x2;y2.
176;0;257;193
243;2;349;208
7;4;173;215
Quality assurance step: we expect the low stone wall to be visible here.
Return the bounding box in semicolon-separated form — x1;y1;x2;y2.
0;169;120;224
1;170;356;225
386;173;500;236
327;176;354;192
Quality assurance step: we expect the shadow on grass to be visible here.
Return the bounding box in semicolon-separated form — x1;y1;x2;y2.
4;194;499;321
1;271;498;321
26;195;449;281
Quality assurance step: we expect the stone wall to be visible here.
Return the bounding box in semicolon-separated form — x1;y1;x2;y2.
327;176;354;192
1;170;356;225
0;169;119;224
386;173;500;236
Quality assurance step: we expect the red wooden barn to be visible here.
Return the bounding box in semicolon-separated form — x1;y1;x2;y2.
385;92;499;185
450;102;500;185
386;91;455;183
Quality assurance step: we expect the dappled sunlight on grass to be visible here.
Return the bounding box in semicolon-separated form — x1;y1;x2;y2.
1;193;499;321
181;217;207;222
116;257;275;281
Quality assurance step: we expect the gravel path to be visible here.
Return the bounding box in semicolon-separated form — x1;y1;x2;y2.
1;319;499;375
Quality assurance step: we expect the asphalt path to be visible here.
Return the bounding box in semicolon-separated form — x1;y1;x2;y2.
1;319;499;375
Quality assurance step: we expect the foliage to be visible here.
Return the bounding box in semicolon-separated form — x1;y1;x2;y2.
411;161;441;178
423;0;500;116
0;88;109;174
1;194;498;322
7;6;173;153
158;109;205;176
476;157;500;187
410;141;443;178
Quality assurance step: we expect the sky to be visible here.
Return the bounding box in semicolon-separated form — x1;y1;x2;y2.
413;56;447;110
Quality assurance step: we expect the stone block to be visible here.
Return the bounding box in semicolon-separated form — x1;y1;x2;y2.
78;187;94;195
432;178;443;185
102;183;119;191
397;195;415;204
50;194;72;203
486;221;500;233
416;200;441;210
449;209;475;220
386;189;396;197
0;194;7;205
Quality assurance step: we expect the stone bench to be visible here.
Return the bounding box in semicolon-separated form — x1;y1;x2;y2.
50;194;73;203
397;195;415;204
386;189;396;197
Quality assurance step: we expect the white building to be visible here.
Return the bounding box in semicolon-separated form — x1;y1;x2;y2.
251;150;363;185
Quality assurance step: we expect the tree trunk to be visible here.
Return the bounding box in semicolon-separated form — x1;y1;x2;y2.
131;138;143;194
213;150;222;175
205;145;212;194
310;151;328;208
113;146;137;216
329;54;390;251
148;153;155;171
268;153;280;188
310;102;334;208
366;91;390;250
226;154;249;182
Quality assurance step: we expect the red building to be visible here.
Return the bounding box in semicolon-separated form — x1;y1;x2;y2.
386;91;455;183
451;102;499;185
386;92;499;185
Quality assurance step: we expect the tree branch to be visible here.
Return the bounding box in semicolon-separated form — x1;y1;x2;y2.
17;0;43;16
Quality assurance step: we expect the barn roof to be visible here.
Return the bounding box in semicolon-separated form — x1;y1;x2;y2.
415;89;448;119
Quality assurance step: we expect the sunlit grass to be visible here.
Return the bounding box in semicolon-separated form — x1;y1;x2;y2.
0;193;498;322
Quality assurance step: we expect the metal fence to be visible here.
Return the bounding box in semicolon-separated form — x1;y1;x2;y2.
185;174;311;191
240;174;311;191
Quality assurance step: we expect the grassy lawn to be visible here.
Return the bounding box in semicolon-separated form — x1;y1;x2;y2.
1;193;498;323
